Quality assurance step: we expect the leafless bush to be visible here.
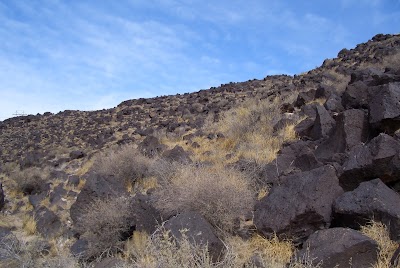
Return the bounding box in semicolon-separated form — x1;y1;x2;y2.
122;229;320;268
207;96;299;164
10;167;49;195
93;144;154;185
78;197;132;259
153;164;254;231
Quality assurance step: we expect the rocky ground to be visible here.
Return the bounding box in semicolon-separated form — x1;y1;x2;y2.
0;33;400;267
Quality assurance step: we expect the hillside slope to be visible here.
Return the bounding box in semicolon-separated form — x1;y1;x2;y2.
0;33;400;268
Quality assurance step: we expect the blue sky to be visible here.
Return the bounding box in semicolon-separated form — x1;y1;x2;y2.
0;0;399;120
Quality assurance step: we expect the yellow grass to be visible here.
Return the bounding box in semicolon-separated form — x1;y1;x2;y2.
257;186;270;200
361;221;400;268
22;215;37;235
204;96;301;165
226;234;294;267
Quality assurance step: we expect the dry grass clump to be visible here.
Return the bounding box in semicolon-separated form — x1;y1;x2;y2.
153;164;254;231
22;215;37;235
125;229;214;268
225;234;294;267
123;230;317;268
0;233;80;268
10;167;49;195
93;144;155;188
361;221;400;268
209;96;299;164
78;197;133;259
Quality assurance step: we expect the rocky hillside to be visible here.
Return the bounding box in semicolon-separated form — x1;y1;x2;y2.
0;33;400;268
0;33;398;166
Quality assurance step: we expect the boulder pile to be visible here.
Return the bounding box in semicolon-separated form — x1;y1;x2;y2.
254;65;400;266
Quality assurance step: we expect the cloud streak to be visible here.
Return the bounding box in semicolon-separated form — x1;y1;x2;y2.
0;0;398;120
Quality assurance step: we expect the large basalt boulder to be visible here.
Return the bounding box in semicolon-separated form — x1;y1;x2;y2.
310;105;335;140
368;82;400;133
315;109;369;161
297;228;378;268
69;150;86;160
323;93;344;113
261;140;321;185
138;135;167;157
342;81;369;109
34;206;62;238
163;211;224;261
333;179;400;241
294;90;316;107
254;165;343;243
70;173;128;226
70;238;89;259
162;145;192;164
339;133;400;190
127;194;161;235
28;192;47;209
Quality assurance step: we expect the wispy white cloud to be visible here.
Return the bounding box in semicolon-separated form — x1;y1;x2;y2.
0;0;398;120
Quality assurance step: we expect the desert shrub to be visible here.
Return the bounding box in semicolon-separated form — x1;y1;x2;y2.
93;144;154;186
10;167;49;195
361;220;399;268
208;95;299;164
78;197;132;259
153;164;254;231
123;229;319;268
125;229;214;268
0;234;61;268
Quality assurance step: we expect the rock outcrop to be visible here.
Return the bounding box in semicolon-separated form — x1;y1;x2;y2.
254;165;343;243
297;228;378;268
333;179;400;241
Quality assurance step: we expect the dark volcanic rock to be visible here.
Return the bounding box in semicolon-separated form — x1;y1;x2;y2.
294;90;316;107
294;118;314;139
323;93;344;113
49;183;67;205
162;145;192;164
28;192;47;209
315;109;369;161
67;175;80;187
297;228;378;268
342;81;369;109
333;179;400;241
310;105;335;140
34;206;62;238
261;140;321;184
70;174;128;226
391;245;400;267
138;135;167;157
368;82;400;133
0;183;4;211
127;194;161;234
254;165;343;243
93;258;124;268
339;133;400;190
164;211;224;261
69;150;86;160
70;238;89;259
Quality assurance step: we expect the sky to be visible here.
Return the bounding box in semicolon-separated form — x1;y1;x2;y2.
0;0;399;120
